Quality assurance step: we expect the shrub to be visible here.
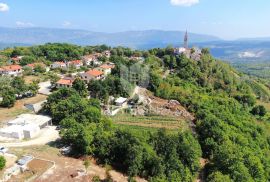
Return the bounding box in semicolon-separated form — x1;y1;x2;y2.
0;156;6;170
251;105;267;116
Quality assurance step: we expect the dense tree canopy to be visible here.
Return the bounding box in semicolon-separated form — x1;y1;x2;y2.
0;76;39;108
0;156;6;170
148;50;270;181
45;87;202;181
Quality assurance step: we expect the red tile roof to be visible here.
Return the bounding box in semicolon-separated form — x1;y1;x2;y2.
26;63;45;69
69;60;82;65
99;64;114;69
1;65;22;71
56;78;74;85
11;56;23;62
93;53;102;57
54;62;66;65
85;69;104;77
83;53;102;60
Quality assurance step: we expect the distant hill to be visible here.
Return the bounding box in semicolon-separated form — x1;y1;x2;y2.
0;42;30;50
0;27;220;49
1;27;270;63
197;41;270;63
237;37;270;41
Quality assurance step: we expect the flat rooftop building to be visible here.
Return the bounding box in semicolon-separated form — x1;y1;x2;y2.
0;114;52;140
7;114;52;129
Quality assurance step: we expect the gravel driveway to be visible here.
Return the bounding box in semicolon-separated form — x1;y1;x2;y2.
38;81;52;95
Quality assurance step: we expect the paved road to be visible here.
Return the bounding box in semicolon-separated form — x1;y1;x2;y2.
1;126;59;147
38;81;52;95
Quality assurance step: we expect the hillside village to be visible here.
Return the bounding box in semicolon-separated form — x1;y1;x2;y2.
1;0;270;181
0;46;149;181
0;32;269;182
0;33;212;181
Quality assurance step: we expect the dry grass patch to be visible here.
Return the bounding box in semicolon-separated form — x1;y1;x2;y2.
111;114;190;130
257;100;270;112
0;94;47;124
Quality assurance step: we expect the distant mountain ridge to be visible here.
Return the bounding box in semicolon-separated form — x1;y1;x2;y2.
1;27;270;63
0;27;221;49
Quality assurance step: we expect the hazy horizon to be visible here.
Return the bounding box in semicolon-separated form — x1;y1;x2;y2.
1;0;270;40
1;26;270;42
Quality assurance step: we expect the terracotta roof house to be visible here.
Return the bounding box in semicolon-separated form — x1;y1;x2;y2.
56;77;74;88
11;56;24;64
96;63;115;76
93;53;103;58
0;65;23;76
67;60;83;69
25;63;47;70
82;55;102;66
102;50;111;58
50;62;67;69
80;69;104;83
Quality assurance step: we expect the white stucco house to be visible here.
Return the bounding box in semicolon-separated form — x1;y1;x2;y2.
0;114;52;140
0;65;23;77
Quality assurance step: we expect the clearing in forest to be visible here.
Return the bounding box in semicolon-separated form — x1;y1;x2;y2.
111;113;190;130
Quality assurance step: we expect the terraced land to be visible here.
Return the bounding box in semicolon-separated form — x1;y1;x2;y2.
111;114;190;132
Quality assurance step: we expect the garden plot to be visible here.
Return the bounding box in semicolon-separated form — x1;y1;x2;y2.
112;114;190;130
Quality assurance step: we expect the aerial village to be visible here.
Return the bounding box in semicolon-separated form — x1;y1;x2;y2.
0;46;147;181
0;33;203;181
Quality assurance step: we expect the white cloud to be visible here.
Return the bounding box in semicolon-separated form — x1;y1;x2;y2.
16;21;34;27
170;0;199;6
0;3;9;12
238;51;264;58
62;21;71;27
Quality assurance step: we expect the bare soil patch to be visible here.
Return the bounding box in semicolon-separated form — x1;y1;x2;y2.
133;87;194;121
9;146;147;182
24;75;40;84
9;159;53;182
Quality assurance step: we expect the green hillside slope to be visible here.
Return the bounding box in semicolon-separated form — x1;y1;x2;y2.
148;47;270;182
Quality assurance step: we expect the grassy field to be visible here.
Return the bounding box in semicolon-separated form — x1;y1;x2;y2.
257;100;270;112
111;113;190;132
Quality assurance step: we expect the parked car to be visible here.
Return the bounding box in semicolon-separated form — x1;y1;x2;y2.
60;146;72;155
56;125;62;130
0;146;8;154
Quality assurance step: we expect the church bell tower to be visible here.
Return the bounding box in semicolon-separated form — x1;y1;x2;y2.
184;30;188;48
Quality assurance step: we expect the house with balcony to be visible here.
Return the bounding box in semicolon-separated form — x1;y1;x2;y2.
56;77;74;88
80;69;104;83
0;65;23;76
96;63;115;76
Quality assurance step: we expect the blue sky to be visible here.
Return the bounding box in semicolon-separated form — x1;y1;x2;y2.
0;0;270;39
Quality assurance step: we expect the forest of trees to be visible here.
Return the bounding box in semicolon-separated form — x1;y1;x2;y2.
148;48;270;182
0;76;39;107
43;87;202;181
